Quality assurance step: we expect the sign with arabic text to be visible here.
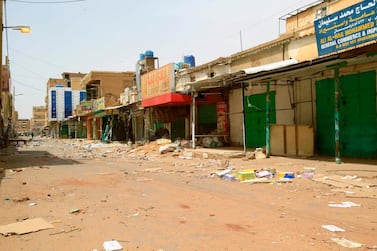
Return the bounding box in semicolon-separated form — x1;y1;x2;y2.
141;63;175;99
315;0;377;56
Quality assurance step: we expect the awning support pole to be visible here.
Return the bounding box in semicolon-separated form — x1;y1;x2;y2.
334;67;341;164
191;92;196;148
266;81;271;158
241;83;247;153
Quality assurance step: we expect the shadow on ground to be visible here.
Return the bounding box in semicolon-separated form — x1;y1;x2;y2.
0;148;81;170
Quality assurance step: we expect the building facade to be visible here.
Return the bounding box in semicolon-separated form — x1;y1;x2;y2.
31;106;47;133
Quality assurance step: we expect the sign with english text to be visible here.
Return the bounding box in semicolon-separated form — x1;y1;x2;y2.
315;0;377;56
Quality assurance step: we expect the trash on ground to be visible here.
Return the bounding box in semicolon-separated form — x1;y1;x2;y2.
237;169;256;181
127;212;140;218
256;170;273;178
279;172;295;179
28;202;37;206
159;144;178;154
69;208;81;214
13;197;30;202
156;138;172;145
49;227;81;235
254;148;266;159
330;237;363;248
135;177;152;182
222;174;235;181
216;168;232;177
0;217;54;236
328;201;361;208
322;224;346;232
103;240;123;251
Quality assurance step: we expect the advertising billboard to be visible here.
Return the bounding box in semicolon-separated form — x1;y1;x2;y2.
141;63;175;99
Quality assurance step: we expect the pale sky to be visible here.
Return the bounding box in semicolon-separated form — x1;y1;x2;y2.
6;0;317;119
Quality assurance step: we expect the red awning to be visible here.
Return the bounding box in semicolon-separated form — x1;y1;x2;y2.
142;93;192;107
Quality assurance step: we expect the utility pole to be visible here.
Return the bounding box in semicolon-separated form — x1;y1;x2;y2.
239;30;243;51
0;0;4;146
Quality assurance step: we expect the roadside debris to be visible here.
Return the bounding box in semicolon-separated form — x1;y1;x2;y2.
211;166;296;184
49;227;81;235
13;197;30;203
328;201;360;208
103;240;123;251
322;224;346;232
69;208;81;214
331;237;363;248
159;143;178;154
127;212;140;218
0;217;54;236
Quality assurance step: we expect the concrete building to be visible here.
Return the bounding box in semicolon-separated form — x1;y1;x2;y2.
177;0;377;159
79;71;135;140
31;106;47;133
15;119;31;135
45;73;86;138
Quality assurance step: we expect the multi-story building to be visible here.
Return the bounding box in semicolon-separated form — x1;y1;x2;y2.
45;73;86;138
79;70;135;140
31;106;47;133
15;119;31;135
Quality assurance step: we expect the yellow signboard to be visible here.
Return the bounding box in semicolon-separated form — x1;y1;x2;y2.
141;63;174;99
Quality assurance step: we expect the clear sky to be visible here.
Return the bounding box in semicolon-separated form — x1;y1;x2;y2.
5;0;317;119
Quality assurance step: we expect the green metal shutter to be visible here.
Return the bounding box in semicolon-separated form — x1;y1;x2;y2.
316;70;377;158
316;78;335;155
244;92;276;148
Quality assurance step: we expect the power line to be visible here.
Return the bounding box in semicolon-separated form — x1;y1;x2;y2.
8;0;87;3
12;79;44;92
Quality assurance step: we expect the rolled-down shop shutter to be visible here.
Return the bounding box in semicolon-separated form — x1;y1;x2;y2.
316;70;377;157
244;92;276;148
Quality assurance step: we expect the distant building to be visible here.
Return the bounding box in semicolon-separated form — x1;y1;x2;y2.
31;106;47;133
45;72;87;138
15;119;31;134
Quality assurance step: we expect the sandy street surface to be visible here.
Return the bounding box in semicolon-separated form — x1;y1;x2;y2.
0;138;376;251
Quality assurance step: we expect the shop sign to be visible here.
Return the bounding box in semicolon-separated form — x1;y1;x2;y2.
141;63;175;99
315;0;377;56
217;102;228;135
94;97;105;111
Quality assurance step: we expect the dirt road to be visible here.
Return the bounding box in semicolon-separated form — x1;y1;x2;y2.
0;138;376;250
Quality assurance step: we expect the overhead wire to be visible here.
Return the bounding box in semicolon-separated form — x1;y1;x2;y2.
8;0;87;3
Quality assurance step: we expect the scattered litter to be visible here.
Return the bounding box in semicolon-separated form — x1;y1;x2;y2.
0;217;54;236
222;174;235;181
331;237;363;248
217;168;232;177
13;197;30;203
279;172;295;179
237;169;256;181
103;240;123;251
156;138;172;145
328;201;361;208
135;177;152;182
256;170;272;178
96;172;113;175
69;208;81;214
159;144;178;154
255;148;266;159
301;172;315;179
127;212;139;218
49;227;81;235
322;224;345;232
